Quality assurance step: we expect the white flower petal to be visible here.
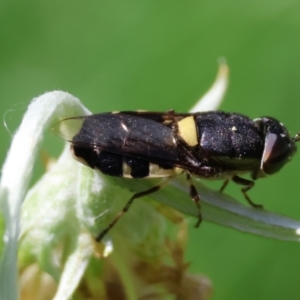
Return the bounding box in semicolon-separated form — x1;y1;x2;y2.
190;60;229;112
53;232;94;300
0;91;90;299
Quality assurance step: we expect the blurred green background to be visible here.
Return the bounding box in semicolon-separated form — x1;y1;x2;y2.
1;1;300;299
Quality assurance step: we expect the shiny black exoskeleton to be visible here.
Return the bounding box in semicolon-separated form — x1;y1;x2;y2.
54;110;300;240
189;112;297;179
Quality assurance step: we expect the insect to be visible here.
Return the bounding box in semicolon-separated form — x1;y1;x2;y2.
54;110;300;241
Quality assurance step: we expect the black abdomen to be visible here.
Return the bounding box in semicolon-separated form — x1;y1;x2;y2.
72;146;174;178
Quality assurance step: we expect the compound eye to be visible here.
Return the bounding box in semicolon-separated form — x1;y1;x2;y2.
262;133;292;174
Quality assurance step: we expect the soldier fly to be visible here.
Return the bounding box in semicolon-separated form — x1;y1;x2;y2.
54;110;300;241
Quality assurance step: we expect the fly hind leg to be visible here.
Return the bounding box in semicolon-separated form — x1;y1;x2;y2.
232;175;263;209
95;179;171;242
219;179;229;192
186;174;202;227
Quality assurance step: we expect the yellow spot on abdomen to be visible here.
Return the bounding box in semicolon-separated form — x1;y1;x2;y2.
177;116;198;147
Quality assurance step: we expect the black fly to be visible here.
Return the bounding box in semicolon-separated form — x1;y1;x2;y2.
53;111;300;241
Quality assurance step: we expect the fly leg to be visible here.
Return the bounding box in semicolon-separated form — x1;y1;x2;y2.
232;175;263;208
95;179;171;242
186;173;202;227
219;179;229;192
